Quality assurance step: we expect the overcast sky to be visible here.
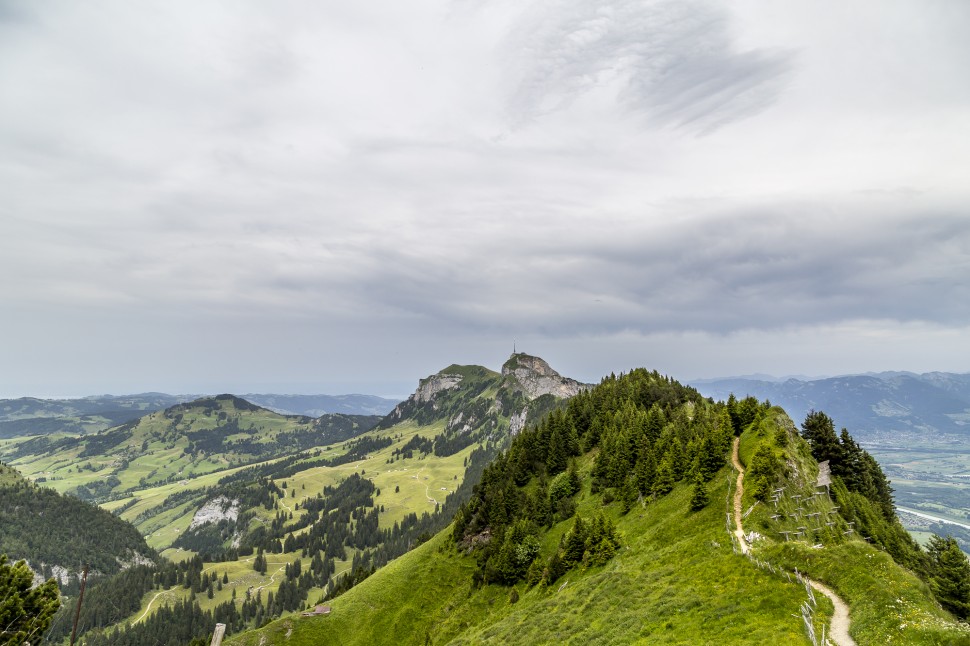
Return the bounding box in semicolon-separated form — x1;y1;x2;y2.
2;0;969;399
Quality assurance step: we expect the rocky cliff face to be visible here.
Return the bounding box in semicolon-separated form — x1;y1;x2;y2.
415;373;464;403
189;496;240;529
502;353;588;400
508;407;529;436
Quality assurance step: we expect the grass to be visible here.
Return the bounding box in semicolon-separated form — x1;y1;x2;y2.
737;411;970;645
225;409;970;645
764;541;970;645
89;418;480;628
229;461;822;646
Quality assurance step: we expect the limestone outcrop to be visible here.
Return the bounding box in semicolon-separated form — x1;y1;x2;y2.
502;353;588;400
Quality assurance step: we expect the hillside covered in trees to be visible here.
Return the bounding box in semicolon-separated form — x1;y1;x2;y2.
234;368;970;645
0;464;154;583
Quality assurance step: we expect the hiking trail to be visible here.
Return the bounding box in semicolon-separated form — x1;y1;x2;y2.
731;437;855;646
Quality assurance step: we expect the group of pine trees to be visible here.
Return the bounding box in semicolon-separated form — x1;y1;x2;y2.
452;370;744;587
0;465;153;577
801;410;922;568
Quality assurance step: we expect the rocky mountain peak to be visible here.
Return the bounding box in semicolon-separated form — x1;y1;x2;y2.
502;353;588;400
414;372;464;403
501;353;560;378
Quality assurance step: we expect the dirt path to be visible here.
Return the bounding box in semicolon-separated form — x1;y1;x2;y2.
808;579;856;646
254;564;285;594
417;464;438;506
731;438;855;646
135;589;173;623
730;437;750;555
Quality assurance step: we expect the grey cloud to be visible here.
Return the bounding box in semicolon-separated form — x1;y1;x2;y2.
299;205;970;338
503;0;793;133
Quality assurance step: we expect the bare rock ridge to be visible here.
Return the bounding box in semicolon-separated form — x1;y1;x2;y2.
415;373;464;403
501;353;588;399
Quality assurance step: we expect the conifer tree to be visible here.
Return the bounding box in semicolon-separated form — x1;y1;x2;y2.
0;555;60;646
928;535;970;619
562;516;587;566
690;474;709;511
801;410;843;465
620;477;639;514
652;455;675;496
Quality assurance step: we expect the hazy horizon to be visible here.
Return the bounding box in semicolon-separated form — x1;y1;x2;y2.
5;363;969;402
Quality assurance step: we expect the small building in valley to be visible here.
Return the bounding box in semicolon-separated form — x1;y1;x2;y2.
301;605;331;617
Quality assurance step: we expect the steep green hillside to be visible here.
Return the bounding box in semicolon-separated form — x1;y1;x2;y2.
231;370;970;646
693;374;970;552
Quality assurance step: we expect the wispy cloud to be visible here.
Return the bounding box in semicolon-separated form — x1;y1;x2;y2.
502;0;793;133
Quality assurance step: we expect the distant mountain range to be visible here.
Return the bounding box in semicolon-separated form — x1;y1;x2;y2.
0;392;398;437
241;393;397;417
691;371;970;440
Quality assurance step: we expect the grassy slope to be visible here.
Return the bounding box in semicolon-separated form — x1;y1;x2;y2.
231;408;970;646
738;409;970;645
230;459;819;646
8;369;547;638
106;419;475;629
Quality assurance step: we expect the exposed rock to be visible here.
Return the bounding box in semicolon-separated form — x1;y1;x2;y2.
447;411;475;434
189;496;240;529
116;550;155;569
502;353;588;400
508;408;529;436
415;373;463;403
26;561;72;588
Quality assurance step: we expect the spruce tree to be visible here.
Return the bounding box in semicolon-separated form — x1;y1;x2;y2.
928;535;970;619
0;555;60;646
801;410;843;466
690;474;709;511
652;455;675;496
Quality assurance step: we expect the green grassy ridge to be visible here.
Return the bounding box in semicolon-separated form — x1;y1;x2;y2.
2;396;378;504
230;464;821;646
764;541;970;645
16;360;578;640
439;364;502;380
737;411;970;645
231;402;970;646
